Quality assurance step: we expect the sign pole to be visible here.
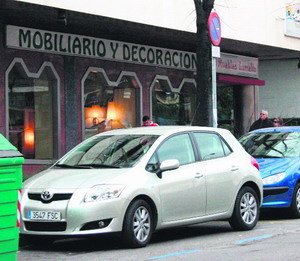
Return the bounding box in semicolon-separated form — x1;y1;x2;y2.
212;46;220;127
212;57;218;127
208;12;221;128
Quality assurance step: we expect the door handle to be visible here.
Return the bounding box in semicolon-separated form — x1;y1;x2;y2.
231;166;239;171
195;173;204;179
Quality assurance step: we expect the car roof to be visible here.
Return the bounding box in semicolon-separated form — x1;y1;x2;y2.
251;126;300;133
95;126;229;136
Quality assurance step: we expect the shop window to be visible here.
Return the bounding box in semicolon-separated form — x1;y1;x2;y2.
8;60;59;160
151;77;196;125
179;81;197;125
83;70;141;139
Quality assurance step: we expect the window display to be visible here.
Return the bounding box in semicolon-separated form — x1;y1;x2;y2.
152;78;196;125
83;70;141;139
8;62;58;159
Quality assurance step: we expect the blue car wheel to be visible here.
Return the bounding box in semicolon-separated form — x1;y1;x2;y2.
289;183;300;218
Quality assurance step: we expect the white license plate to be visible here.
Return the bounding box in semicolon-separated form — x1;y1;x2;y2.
28;211;61;221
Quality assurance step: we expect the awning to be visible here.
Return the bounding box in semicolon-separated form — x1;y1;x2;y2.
218;74;265;86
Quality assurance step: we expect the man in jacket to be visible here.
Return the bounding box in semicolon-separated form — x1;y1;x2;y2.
249;110;273;131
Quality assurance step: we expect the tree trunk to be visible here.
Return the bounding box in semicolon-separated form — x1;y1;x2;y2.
192;0;215;127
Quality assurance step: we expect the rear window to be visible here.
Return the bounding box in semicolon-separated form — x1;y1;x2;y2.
239;132;300;158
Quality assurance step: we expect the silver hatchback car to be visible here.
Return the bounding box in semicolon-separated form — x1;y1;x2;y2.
20;126;263;248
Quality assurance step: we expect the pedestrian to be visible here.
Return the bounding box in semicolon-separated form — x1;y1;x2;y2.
249;110;273;131
141;115;159;127
273;117;283;127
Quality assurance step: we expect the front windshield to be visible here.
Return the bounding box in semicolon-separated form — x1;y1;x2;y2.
56;134;159;168
239;132;300;158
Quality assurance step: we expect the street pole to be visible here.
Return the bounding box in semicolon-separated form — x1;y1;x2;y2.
211;45;220;127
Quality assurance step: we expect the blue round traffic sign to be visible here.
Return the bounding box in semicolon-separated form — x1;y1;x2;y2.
208;12;221;46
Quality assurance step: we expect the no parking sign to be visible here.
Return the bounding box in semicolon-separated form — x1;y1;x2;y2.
208;12;221;46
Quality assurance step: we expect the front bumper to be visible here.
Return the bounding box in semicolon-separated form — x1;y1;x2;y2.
262;186;291;208
263;187;289;197
20;190;129;236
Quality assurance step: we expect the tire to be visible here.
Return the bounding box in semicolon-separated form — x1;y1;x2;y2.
289;183;300;218
229;186;259;231
122;199;153;248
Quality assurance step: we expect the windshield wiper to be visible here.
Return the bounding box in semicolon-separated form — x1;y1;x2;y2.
55;164;92;169
77;164;121;169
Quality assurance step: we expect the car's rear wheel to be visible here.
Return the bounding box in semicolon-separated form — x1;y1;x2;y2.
122;199;153;248
289;183;300;218
229;186;259;230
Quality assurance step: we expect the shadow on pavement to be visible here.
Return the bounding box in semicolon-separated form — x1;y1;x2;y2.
19;222;233;251
151;222;232;245
259;208;294;220
20;209;296;252
20;234;122;252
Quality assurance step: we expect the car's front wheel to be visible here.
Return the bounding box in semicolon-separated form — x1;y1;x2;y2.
289;183;300;218
229;186;259;230
122;199;153;248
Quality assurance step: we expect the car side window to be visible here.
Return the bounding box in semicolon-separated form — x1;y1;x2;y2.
156;133;195;165
193;132;226;160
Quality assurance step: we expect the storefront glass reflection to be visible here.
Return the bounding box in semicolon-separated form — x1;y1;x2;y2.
152;79;196;125
8;62;57;159
83;70;140;139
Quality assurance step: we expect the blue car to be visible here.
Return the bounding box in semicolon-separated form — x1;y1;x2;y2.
239;126;300;217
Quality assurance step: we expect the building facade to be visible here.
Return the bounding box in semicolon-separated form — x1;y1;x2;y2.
1;0;291;175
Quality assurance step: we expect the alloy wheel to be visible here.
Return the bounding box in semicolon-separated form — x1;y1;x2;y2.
296;188;300;212
133;206;151;242
240;192;257;224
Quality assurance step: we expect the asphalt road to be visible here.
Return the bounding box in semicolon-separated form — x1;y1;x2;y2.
18;210;300;261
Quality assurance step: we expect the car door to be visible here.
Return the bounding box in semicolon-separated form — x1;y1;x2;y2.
153;133;206;222
193;132;237;215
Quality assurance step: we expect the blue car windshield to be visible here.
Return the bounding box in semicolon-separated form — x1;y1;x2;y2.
239;132;300;158
56;134;159;168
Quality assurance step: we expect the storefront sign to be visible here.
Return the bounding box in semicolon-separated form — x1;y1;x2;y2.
6;25;259;77
216;53;259;78
6;25;196;71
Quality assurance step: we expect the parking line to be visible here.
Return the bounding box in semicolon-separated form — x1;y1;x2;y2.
148;234;272;259
235;234;273;244
148;249;203;260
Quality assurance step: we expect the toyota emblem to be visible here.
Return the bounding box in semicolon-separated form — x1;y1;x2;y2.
41;191;53;201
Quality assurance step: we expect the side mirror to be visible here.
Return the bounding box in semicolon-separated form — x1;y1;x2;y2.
156;159;179;178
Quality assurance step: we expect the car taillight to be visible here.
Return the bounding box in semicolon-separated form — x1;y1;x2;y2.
251;156;260;170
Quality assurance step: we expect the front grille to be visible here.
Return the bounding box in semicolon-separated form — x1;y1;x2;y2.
28;193;73;203
24;221;67;231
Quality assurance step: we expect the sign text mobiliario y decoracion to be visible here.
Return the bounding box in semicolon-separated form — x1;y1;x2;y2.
6;25;259;77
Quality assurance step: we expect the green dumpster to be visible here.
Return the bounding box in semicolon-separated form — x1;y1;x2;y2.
0;133;24;261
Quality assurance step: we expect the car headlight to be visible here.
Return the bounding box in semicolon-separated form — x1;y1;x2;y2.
263;172;286;185
84;184;125;202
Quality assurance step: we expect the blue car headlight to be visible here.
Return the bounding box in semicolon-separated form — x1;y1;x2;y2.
263;172;286;185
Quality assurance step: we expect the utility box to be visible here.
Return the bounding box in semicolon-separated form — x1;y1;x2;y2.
0;134;24;261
